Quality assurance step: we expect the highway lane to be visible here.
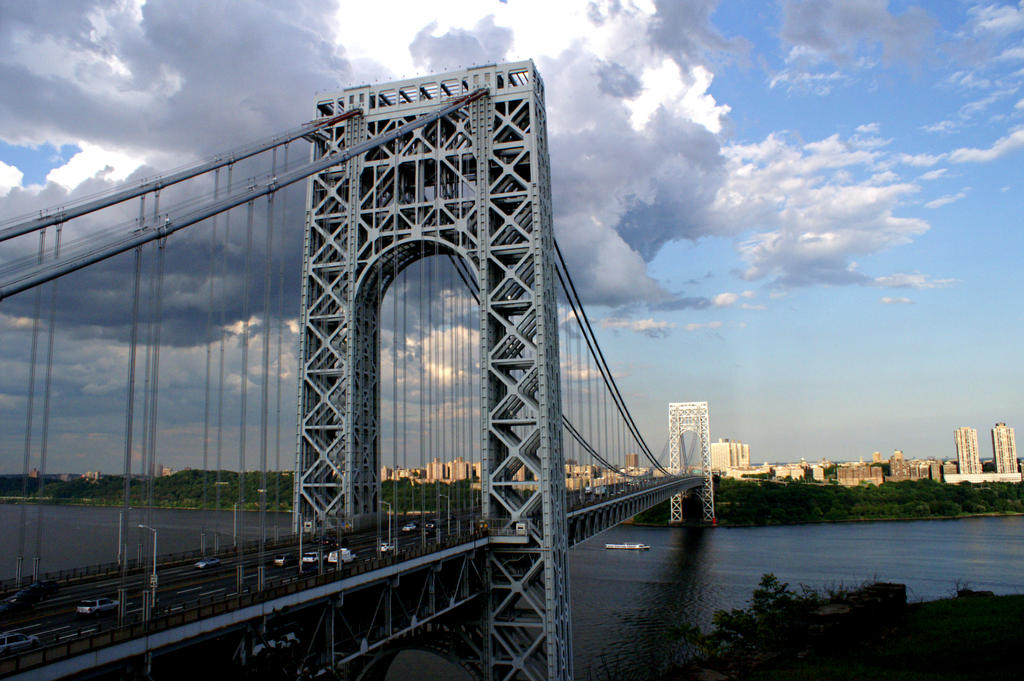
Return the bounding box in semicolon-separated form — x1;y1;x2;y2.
0;512;482;656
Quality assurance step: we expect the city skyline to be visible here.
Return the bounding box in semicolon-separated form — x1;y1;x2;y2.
0;1;1023;471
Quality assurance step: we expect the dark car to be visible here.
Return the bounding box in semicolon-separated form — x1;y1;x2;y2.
10;590;41;605
24;581;58;601
0;598;32;617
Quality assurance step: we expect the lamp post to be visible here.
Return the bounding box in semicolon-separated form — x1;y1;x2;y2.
381;500;393;554
137;524;157;620
213;480;229;551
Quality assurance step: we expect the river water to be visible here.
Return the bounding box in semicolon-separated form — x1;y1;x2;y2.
3;506;1023;679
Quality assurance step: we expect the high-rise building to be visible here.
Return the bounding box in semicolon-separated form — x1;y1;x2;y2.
954;427;981;474
889;449;908;478
710;438;751;471
992;423;1017;474
625;453;640;469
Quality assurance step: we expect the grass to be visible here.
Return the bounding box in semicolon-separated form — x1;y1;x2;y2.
749;594;1024;681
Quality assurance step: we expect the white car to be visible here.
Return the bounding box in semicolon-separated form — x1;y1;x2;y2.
194;557;221;569
76;597;118;616
272;554;293;567
301;551;320;564
326;548;355;564
0;632;40;654
379;542;395;554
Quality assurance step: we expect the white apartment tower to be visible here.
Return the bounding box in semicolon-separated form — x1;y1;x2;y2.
992;423;1017;474
954;426;982;474
710;438;750;471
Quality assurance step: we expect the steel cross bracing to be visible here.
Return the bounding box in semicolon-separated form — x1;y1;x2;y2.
296;62;572;681
667;401;714;522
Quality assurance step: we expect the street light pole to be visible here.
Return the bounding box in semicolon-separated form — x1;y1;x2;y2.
137;524;157;620
381;501;393;553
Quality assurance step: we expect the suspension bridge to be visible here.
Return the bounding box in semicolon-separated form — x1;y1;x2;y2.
0;61;714;681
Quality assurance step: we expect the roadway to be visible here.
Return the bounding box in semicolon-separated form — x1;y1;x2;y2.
0;513;477;659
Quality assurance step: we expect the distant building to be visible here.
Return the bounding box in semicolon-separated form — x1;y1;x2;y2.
160;465;174;477
954;427;982;474
625;453;639;469
872;451;882;463
945;472;1022;484
710;438;750;472
28;468;39;479
836;463;883;486
772;463;805;480
889;450;907;478
991;423;1017;474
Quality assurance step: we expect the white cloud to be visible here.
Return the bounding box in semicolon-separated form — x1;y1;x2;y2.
919;168;948;181
949;128;1024;162
769;68;844;95
898;152;945;167
740;303;766;310
880;296;913;304
922;120;957;133
856;122;880;134
627;60;729;133
968;1;1024;36
925;192;967;209
710;131;929;287
712;292;739;307
0;161;23;194
600;317;676;338
998;46;1024;61
45;142;144;189
741;290;755;298
873;273;956;289
684;321;723;331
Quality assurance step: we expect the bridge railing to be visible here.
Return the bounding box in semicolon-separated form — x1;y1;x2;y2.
0;532;486;678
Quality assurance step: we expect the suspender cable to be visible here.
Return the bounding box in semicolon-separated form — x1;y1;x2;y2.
553;243;669;475
215;165;233;550
16;228;46;586
419;247;426;547
273;144;289;540
236;198;255;585
258;172;276;590
139;241;155;530
201;169;221;550
117;240;144;625
33;224;62;579
143;238;166;591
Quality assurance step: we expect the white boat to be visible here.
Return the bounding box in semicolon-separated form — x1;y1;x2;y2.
604;543;650;550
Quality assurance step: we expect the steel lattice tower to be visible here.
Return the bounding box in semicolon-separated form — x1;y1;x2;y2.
295;62;571;681
668;402;714;522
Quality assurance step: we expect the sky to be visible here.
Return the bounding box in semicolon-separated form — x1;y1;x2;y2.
0;0;1022;473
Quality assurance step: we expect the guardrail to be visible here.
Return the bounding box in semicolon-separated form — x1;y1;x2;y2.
0;532;485;678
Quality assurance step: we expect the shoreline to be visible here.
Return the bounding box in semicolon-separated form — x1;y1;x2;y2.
0;498;288;512
626;510;1024;528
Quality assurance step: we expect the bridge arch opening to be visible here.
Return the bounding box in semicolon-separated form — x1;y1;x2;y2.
357;248;484;542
